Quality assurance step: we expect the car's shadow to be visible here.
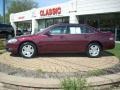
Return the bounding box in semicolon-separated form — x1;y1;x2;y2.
10;51;115;58
101;51;114;57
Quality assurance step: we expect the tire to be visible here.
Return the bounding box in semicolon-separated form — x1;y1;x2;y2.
19;42;37;58
86;43;101;58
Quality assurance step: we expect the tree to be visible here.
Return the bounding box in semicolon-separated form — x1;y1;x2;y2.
5;0;38;23
7;0;38;13
0;14;3;23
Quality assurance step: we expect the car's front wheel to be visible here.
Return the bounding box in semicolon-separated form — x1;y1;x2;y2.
19;42;37;58
87;43;101;58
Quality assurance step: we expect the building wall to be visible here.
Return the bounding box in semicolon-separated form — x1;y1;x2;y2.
10;10;33;22
76;0;120;15
34;2;71;20
10;1;72;22
10;0;120;22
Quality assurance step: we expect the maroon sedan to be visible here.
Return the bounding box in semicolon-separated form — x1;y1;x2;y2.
6;23;115;58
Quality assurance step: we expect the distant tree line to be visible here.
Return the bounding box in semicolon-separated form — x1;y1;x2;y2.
1;0;38;24
0;14;3;23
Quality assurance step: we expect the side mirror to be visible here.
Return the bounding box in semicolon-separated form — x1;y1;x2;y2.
45;31;51;36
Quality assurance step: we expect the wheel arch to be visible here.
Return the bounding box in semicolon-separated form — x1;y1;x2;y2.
18;41;38;54
87;41;103;50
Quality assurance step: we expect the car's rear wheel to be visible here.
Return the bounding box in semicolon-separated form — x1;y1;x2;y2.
19;42;37;58
87;43;101;58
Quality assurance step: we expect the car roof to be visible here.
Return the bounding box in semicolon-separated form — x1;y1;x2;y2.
54;23;86;27
0;23;12;28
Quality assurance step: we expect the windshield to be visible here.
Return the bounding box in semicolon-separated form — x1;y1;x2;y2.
37;28;46;33
36;25;55;34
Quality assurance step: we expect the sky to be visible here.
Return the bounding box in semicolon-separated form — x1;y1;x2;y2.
0;0;3;15
0;0;69;15
37;0;69;7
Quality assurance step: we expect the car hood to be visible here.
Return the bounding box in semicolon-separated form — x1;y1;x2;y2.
15;34;39;40
16;34;35;38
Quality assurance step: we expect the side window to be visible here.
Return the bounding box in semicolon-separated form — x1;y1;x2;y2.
69;27;81;34
50;26;67;35
81;25;95;33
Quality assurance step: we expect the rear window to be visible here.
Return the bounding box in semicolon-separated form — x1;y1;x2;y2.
68;26;81;34
70;27;81;34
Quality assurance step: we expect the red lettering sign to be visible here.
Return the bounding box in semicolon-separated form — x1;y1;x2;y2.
18;16;24;19
40;7;61;16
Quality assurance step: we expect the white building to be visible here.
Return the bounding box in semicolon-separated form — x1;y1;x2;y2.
10;0;120;41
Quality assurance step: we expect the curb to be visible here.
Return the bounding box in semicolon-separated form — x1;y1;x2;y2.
0;72;60;89
87;73;120;87
0;72;120;89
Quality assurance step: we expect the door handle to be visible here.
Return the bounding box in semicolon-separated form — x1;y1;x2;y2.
85;35;89;38
60;36;64;39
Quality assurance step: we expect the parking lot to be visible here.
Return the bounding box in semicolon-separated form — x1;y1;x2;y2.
0;52;119;73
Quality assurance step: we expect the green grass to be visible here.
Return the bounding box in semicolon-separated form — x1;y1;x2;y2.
86;69;105;77
61;77;89;90
37;69;45;73
0;40;5;50
107;43;120;59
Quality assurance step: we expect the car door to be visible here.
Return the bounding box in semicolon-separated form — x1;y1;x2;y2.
61;25;89;52
39;25;69;53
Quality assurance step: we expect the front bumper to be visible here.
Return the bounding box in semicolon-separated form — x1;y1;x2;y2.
6;43;19;54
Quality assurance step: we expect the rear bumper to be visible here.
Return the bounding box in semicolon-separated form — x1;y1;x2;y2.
103;41;115;50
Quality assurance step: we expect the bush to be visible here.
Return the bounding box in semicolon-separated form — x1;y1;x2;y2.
86;69;105;77
0;39;5;50
37;69;44;73
61;77;89;90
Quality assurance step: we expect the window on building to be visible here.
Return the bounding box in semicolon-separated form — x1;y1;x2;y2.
54;18;62;24
79;15;99;28
38;19;45;31
38;17;69;32
78;13;120;41
62;17;69;23
46;19;54;27
117;29;120;41
79;16;85;24
99;14;116;36
80;25;95;33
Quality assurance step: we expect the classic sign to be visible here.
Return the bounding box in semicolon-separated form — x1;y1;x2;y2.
40;7;61;16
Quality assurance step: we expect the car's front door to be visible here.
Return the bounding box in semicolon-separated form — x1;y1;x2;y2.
39;26;69;53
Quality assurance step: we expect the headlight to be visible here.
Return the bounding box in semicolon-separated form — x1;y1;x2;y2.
8;39;18;44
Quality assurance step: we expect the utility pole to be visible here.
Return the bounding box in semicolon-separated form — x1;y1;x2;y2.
3;0;5;24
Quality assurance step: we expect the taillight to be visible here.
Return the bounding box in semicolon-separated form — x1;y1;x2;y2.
109;37;114;41
109;33;115;41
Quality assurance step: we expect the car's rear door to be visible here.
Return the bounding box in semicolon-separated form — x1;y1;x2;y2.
60;25;89;52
